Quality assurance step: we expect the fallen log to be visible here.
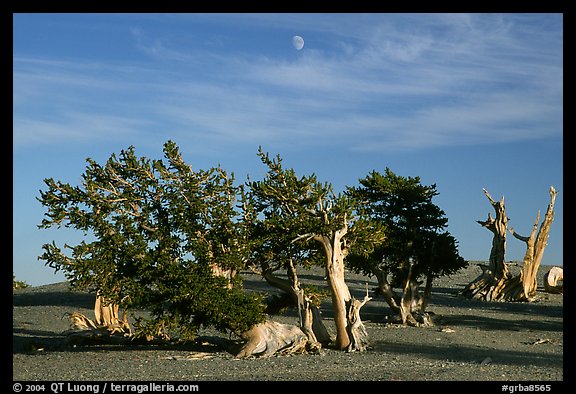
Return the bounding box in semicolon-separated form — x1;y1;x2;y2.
543;266;563;294
235;320;310;358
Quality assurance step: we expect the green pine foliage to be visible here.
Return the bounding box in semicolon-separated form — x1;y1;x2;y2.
245;147;385;272
346;168;466;283
37;141;466;341
37;141;266;340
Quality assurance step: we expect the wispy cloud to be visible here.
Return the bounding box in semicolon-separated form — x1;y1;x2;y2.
13;14;562;153
13;111;154;146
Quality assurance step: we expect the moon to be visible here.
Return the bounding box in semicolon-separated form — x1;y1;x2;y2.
292;35;304;51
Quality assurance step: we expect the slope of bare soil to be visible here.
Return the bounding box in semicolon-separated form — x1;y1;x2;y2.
12;262;563;383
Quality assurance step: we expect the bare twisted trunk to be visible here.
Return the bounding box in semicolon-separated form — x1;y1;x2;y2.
315;217;370;351
463;187;558;302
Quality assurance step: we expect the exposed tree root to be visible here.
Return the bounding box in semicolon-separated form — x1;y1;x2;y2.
235;320;314;358
63;294;132;345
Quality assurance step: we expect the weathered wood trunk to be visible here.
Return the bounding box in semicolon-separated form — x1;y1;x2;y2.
374;266;434;326
236;260;332;358
399;264;434;326
422;275;434;312
462;189;512;301
509;186;558;301
345;290;371;352
399;264;416;325
314;217;370;351
261;260;331;347
373;268;401;313
317;233;351;350
93;293;131;332
64;293;132;345
235;320;308;358
463;187;558;302
210;263;236;289
543;266;563;294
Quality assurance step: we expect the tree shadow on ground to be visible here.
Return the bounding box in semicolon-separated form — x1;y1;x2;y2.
13;289;94;309
371;339;563;368
437;313;563;333
13;328;66;353
13;326;240;356
428;287;563;319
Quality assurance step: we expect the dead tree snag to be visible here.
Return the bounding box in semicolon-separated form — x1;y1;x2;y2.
462;186;558;302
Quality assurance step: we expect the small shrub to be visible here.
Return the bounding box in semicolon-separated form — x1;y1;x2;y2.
13;274;30;290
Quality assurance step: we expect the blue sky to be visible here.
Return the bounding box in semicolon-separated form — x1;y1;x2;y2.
13;13;563;286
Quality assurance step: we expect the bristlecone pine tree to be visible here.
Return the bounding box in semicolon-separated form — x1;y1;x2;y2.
37;141;383;357
462;186;558;302
346;169;467;326
38;141;267;348
243;148;385;353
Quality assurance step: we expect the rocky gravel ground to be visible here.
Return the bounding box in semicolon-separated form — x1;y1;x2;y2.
13;262;563;384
